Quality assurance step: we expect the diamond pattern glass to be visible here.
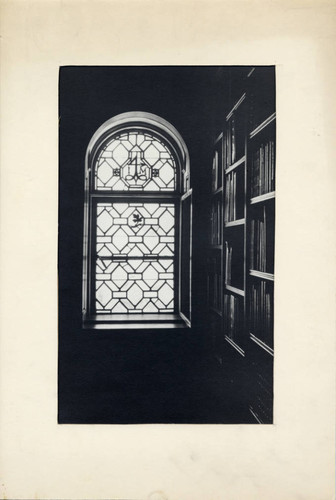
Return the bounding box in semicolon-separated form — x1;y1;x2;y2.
95;131;176;191
95;202;175;313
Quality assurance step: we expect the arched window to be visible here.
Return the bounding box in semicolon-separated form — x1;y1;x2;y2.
82;112;192;328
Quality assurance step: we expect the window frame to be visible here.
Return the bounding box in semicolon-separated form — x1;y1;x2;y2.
82;112;191;329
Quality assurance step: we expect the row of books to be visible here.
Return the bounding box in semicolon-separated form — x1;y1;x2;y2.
251;140;275;198
249;280;273;347
224;242;233;285
250;387;273;423
210;199;222;245
249;362;273;423
224;170;244;222
223;293;242;341
250;206;274;273
211;148;223;192
209;273;222;312
226;115;245;167
208;254;222;312
224;240;244;290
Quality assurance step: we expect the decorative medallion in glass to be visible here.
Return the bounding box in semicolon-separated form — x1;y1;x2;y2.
95;202;175;313
95;131;176;191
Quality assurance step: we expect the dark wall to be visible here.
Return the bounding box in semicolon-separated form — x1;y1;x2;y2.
58;66;236;423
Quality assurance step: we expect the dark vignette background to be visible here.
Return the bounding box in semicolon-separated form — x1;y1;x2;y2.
58;66;258;424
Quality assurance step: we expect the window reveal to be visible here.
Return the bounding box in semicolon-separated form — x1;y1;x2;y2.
83;112;192;327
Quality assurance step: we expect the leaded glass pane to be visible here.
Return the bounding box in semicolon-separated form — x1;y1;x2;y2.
95;202;175;313
96;202;175;257
95;131;176;191
96;259;174;313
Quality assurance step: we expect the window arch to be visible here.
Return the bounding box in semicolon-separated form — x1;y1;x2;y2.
95;130;177;192
82;112;192;328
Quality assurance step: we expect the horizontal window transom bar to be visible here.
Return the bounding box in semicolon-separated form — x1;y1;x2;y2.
96;255;175;260
90;193;180;201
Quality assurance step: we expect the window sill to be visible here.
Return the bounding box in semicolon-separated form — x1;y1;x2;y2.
83;313;190;330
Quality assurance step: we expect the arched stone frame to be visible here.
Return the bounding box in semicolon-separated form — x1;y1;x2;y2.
82;112;192;328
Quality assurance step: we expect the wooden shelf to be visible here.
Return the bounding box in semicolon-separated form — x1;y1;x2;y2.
250;333;274;356
225;284;245;297
212;186;223;196
225;155;246;174
250;112;276;139
225;218;245;228
249;269;274;281
226;93;246;121
249;406;263;424
225;336;245;357
214;132;223;144
250;191;275;205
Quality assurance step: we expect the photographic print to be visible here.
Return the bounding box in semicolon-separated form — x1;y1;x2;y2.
58;65;275;424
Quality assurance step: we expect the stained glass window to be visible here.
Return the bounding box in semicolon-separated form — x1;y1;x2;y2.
95;202;175;313
83;113;191;324
95;131;176;191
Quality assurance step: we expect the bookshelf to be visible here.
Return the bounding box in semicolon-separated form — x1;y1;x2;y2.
207;66;275;423
247;68;275;423
207;133;224;351
223;92;247;356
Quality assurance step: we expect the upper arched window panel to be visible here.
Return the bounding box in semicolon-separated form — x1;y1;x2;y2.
95;130;177;192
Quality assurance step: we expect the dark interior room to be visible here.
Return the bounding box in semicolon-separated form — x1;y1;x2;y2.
58;66;275;424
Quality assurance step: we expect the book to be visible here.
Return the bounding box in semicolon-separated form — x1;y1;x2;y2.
249;280;274;348
251;140;276;197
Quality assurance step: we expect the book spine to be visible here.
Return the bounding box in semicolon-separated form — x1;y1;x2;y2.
233;172;236;220
231;118;236;165
265;142;269;193
260;144;264;196
271;140;275;192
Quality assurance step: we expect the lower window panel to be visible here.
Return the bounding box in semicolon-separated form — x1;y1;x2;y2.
95;258;175;313
93;201;176;314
